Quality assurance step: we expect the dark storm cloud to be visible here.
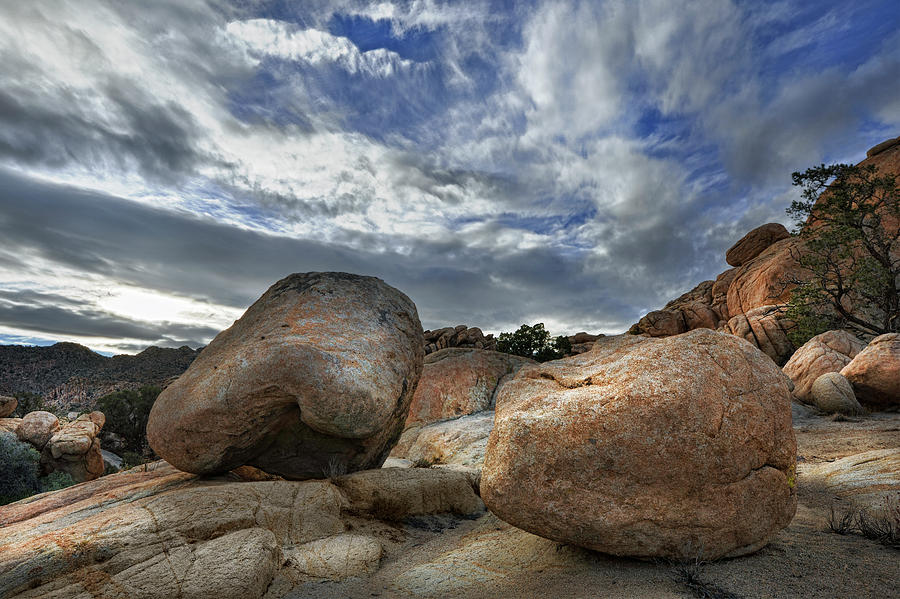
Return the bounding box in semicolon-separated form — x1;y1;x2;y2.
0;289;221;347
0;167;655;338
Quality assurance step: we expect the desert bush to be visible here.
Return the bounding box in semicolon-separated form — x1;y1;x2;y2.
0;432;75;504
497;323;571;362
96;386;160;455
668;554;742;599
0;431;42;504
12;391;44;417
826;497;900;549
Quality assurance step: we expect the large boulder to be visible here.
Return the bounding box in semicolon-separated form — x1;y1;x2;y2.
147;272;424;479
840;333;900;410
405;348;533;428
726;237;806;316
16;411;59;449
810;372;864;415
0;395;17;418
724;305;795;365
725;223;791;267
481;330;797;560
41;412;105;482
782;330;866;402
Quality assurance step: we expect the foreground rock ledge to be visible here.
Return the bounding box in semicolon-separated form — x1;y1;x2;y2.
0;462;483;598
147;272;424;479
482;330;797;560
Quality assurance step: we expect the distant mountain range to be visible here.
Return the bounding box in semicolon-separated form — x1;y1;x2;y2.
0;342;201;412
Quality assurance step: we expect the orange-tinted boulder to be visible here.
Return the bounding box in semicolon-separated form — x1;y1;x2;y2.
17;410;59;449
840;333;900;410
405;348;533;428
782;330;865;402
147;272;424;480
0;395;16;418
725;223;791;267
724;305;795;365
481;330;797;559
726;237;807;316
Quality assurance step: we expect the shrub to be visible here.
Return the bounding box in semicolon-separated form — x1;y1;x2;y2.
497;323;571;362
0;431;42;504
12;392;44;417
96;386;160;455
0;432;77;504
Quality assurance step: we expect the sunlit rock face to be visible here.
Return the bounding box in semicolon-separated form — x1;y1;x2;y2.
147;272;424;480
482;330;797;560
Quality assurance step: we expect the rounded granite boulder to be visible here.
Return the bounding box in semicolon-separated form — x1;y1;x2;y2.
481;330;797;560
147;272;424;479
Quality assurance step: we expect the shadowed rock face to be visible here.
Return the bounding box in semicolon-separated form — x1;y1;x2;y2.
783;330;865;402
147;272;424;480
840;333;900;409
482;330;797;560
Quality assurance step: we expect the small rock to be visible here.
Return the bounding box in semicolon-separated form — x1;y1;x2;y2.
810;372;864;415
16;411;60;449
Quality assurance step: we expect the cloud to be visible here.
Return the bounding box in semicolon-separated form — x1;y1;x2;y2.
0;0;898;354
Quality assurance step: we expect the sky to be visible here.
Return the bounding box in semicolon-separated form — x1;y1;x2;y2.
1;0;899;355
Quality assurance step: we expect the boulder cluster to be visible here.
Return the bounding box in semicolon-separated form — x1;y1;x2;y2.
423;325;497;354
629;222;802;364
0;407;106;482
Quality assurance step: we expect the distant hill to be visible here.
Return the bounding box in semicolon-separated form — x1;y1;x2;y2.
0;342;201;412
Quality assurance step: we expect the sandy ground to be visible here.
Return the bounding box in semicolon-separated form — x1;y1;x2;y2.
281;406;900;599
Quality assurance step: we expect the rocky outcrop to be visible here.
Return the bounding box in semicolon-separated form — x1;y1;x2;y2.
16;410;59;449
840;333;900;409
423;325;496;355
782;330;865;402
725;223;791;267
391;348;532;469
40;412;105;482
147;272;424;480
725;237;805;316
0;395;16;417
810;372;864;415
0;462;483;598
806;448;900;511
405;348;534;428
724;305;796;365
482;330;797;560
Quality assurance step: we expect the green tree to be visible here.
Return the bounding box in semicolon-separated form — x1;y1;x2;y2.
785;163;900;345
497;323;571;362
96;386;161;455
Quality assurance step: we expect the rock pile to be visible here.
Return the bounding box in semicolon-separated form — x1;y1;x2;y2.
423;325;496;354
782;330;865;402
0;410;105;482
629;227;804;364
482;330;797;559
147;272;424;480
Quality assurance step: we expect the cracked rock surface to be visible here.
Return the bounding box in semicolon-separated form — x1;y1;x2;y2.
0;462;484;598
482;329;797;559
